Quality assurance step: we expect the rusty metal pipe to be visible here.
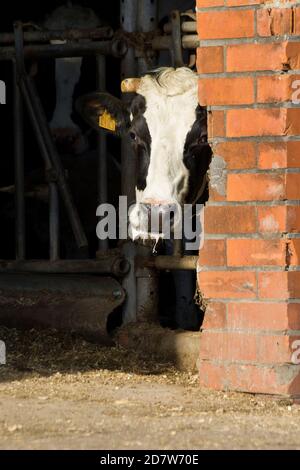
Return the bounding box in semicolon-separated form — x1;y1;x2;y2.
137;256;198;271
0;257;130;277
0;39;128;61
0;27;113;44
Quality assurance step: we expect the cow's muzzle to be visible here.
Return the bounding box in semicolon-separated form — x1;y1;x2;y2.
129;201;181;241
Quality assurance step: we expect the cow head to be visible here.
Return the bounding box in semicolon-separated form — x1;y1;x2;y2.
76;67;212;240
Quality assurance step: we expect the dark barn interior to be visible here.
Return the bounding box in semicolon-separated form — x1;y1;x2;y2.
0;0;203;339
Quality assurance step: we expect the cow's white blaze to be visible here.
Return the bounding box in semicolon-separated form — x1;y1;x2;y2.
129;68;199;240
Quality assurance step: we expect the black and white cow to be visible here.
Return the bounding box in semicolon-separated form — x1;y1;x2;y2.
77;67;212;241
77;67;212;330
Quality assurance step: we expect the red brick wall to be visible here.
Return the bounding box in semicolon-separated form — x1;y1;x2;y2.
196;0;300;397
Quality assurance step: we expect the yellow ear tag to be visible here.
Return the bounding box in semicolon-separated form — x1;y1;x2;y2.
99;110;116;132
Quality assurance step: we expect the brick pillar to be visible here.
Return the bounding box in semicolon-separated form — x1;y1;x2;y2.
196;0;300;397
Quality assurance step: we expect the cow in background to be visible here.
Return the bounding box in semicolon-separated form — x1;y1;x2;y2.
43;2;103;155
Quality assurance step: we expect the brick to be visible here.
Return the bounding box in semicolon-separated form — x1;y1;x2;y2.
196;0;224;7
209;186;227;203
295;7;300;36
286;108;300;135
227;42;300;72
257;206;287;233
227;239;287;267
257;8;293;37
198;361;300;396
289;239;300;266
205;206;256;234
199;239;226;266
227;0;261;5
287;303;300;330
286;142;300;168
197;10;254;40
227;173;285;201
256;333;300;363
197;47;224;74
200;330;300;363
258;142;287;169
213;142;256;170
198;271;257;299
287;173;300;200
199;77;254;106
207;110;225;138
226;238;300;267
287;205;300;232
257;75;295;103
287;42;300;69
258;141;300;169
201;302;227;330
258;271;300;299
227;302;300;331
200;331;257;362
226;108;300;138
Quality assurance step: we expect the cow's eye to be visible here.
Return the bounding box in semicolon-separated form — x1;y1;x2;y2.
129;131;137;141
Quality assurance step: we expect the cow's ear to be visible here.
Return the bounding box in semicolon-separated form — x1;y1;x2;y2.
76;92;131;137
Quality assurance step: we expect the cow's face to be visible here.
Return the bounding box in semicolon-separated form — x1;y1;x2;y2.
76;68;212;240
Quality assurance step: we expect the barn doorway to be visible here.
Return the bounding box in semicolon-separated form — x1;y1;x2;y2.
0;0;206;342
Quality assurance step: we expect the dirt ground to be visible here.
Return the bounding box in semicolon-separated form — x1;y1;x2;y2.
0;326;299;450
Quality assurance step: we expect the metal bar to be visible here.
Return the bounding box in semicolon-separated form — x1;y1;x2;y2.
96;54;108;252
137;256;198;271
182;35;199;50
0;39;128;61
0;27;113;45
151;35;198;51
20;74;88;249
120;0;138;325
49;182;60;260
171;10;184;67
137;0;157;74
13;60;25;260
18;79;51;167
0;257;130;277
173;239;183;257
136;267;159;323
136;0;159;324
164;21;197;34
